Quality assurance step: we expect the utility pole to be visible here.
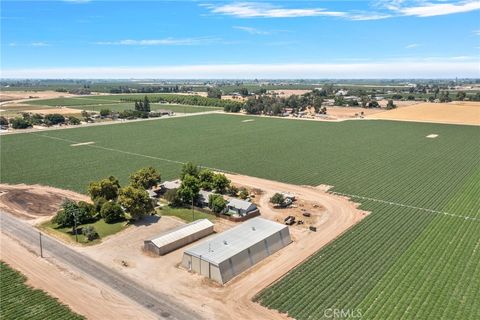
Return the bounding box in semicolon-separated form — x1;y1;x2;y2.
39;232;43;258
73;212;78;243
192;197;195;221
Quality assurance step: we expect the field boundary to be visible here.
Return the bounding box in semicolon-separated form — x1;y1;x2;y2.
331;191;480;222
28;132;480;223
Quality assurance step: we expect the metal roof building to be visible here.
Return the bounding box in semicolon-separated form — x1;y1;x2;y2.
144;219;214;255
181;217;291;283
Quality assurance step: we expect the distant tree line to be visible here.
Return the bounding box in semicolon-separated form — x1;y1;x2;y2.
120;94;243;111
2;113;80;129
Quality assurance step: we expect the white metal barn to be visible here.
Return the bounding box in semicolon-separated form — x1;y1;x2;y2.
181;217;292;284
144;219;214;255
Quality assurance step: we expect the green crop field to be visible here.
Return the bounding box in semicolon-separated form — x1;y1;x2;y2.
0;261;84;319
1;114;479;319
18;95;222;114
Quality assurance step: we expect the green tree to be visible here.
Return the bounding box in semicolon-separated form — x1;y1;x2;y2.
180;162;199;180
87;176;121;201
456;91;466;101
82;226;99;241
100;109;111;117
208;194;227;213
386;100;397;110
239;188;249;200
177;174;200;204
0;116;9;126
207;87;222;99
100;201;125;223
270;193;285;207
118;185;154;220
44;114;65;126
129;167;161;189
68;116;81;125
164;188;182;207
10;118;31;129
212;173;230;194
52;199;93;230
143;96;151;112
198;168;214;190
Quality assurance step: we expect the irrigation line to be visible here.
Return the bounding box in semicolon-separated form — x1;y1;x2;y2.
29;132;480;223
28;132;237;174
331;191;480;222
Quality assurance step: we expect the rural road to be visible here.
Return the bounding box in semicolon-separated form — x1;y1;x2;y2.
0;211;202;320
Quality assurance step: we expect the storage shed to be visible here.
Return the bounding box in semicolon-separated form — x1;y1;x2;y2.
181;217;291;284
144;219;214;255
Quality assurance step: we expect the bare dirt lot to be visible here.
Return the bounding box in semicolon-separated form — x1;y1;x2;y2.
0;184;89;223
0;233;158;320
22;107;82;115
267;89;312;97
0;90;75;102
367;101;480;125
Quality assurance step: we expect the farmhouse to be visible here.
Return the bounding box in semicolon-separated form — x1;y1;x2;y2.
144;219;214;255
158;179;181;194
198;190;214;208
225;198;258;216
182;217;292;283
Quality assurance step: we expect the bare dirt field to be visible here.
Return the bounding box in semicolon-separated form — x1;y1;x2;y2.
267;89;312;97
0;184;89;223
0;233;158;320
74;174;367;320
0;90;75;102
326;106;385;119
22;107;82;115
367;101;480;125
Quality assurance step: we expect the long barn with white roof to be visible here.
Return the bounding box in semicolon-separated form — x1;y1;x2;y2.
181;217;291;284
144;219;214;255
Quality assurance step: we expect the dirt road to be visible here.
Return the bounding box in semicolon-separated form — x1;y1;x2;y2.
0;232;159;320
0;211;202;320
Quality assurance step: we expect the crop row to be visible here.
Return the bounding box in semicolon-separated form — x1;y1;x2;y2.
0;262;84;320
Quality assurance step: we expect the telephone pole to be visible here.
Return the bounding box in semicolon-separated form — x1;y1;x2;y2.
39;232;43;258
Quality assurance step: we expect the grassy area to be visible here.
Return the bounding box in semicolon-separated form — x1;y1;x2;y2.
1;114;479;319
40;219;128;245
159;205;216;223
0;261;84;319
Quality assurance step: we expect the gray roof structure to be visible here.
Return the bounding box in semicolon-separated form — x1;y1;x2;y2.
161;179;181;190
147;219;214;248
184;217;286;265
227;198;256;211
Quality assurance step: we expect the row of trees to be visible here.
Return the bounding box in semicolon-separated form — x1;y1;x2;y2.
52;167;162;241
1;113;80;129
120;94;243;111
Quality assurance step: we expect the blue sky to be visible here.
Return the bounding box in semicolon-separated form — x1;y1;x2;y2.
1;0;479;78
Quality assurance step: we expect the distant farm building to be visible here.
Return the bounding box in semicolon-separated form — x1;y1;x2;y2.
181;217;292;284
198;190;214;208
144;219;214;255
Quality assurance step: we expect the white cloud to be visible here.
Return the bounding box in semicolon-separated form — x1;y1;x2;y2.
406;43;421;48
204;1;480;20
233;26;270;35
31;42;49;47
474;30;480;35
95;37;218;46
2;60;478;79
205;2;347;18
395;0;480;17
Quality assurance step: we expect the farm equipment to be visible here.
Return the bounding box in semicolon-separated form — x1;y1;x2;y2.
284;215;296;225
309;226;317;232
302;212;311;217
297;220;304;225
